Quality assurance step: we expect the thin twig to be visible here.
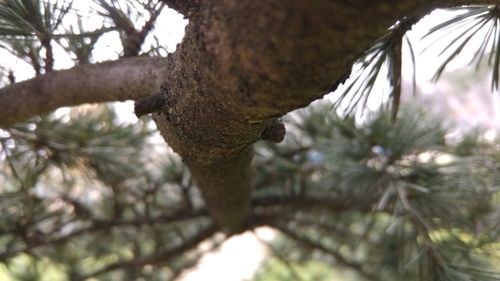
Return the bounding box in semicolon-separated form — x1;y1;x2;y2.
270;222;382;281
252;194;376;213
0;208;208;261
396;186;445;267
78;223;219;281
160;0;200;18
253;231;307;281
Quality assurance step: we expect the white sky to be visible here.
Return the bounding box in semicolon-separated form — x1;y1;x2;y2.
329;8;500;135
0;1;187;80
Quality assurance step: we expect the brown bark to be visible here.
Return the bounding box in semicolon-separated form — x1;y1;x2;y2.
0;57;165;128
41;37;54;73
161;0;200;18
151;0;439;230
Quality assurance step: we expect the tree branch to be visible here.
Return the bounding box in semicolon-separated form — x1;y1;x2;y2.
271;222;382;281
255;234;307;281
185;147;255;232
122;4;165;57
0;56;166;128
78;223;219;281
252;195;358;213
134;90;166;117
439;0;500;6
151;0;442;231
160;0;200;18
0;208;207;261
41;37;54;73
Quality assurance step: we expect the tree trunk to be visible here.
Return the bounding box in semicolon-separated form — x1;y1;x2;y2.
153;0;440;230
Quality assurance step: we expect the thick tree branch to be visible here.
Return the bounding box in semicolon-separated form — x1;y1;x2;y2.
3;0;494;233
134;91;166;117
186;147;254;232
152;0;440;231
0;56;166;128
160;0;200;18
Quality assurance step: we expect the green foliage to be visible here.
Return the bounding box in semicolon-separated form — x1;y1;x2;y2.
334;5;500;119
0;0;165;71
254;104;500;281
57;18;112;64
0;91;498;281
254;254;358;281
0;0;74;73
0;106;217;280
0;0;71;36
423;5;500;90
91;0;165;57
334;18;415;120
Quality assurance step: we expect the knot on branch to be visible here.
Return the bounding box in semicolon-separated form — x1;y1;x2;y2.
261;119;285;143
134;92;166;118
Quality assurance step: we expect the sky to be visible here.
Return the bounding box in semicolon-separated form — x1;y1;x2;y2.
330;8;500;136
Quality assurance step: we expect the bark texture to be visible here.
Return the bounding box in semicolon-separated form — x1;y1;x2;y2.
0;57;165;128
153;0;442;230
162;0;200;18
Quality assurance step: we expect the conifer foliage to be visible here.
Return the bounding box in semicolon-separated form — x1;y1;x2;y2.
0;1;499;280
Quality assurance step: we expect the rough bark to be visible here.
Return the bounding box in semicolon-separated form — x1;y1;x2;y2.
1;0;496;231
151;0;439;231
0;57;165;128
161;0;200;18
440;0;500;5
